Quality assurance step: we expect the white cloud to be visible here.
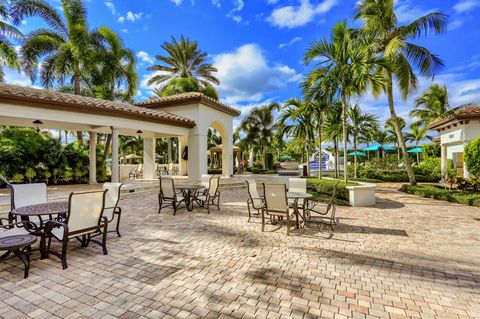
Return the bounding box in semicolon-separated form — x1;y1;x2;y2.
137;51;154;64
213;44;302;103
279;36;303;49
120;28;128;33
232;0;244;12
212;0;221;7
4;68;35;87
453;0;480;14
118;11;143;23
104;1;115;14
170;0;182;5
394;0;437;23
267;0;337;29
267;0;279;4
227;14;242;23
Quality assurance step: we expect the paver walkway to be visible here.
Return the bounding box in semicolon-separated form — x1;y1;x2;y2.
0;181;479;319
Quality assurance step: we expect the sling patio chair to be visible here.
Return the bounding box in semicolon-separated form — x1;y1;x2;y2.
158;178;185;215
306;181;339;230
195;175;221;214
102;183;123;237
262;183;295;236
246;180;264;222
9;183;48;225
288;177;308;210
44;190;108;270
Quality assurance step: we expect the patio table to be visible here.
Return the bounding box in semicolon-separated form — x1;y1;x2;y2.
174;185;205;212
287;192;312;229
11;201;68;259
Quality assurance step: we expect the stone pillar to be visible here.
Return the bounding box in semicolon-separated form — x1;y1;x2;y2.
187;133;208;182
441;144;448;179
111;127;119;183
222;132;233;177
143;137;156;180
89;132;97;184
178;135;188;176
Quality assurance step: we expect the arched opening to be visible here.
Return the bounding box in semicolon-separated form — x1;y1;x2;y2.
206;120;236;177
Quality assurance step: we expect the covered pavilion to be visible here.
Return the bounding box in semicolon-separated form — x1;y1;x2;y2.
0;84;240;183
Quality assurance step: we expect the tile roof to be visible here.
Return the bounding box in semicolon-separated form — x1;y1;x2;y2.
0;83;196;128
135;92;241;117
429;105;480;130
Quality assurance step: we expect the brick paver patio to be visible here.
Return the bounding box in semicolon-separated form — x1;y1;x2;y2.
0;182;479;319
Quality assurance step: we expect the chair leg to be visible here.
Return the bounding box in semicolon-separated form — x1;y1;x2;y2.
13;249;30;279
61;239;69;270
261;209;265;232
102;223;108;255
247;200;252;222
206;197;210;214
158;195;162;214
286;212;290;236
173;199;177;216
115;208;122;237
216;193;221;210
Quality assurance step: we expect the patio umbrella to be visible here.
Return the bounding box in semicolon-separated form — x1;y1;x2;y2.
280;155;292;159
105;158;112;162
347;151;366;156
407;147;422;153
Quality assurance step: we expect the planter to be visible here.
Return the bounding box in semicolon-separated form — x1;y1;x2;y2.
346;182;376;207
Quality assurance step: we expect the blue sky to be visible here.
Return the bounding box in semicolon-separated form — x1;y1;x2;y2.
5;0;480;128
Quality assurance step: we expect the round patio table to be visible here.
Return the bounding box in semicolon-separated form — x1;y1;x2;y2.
11;201;68;259
287;192;313;229
174;185;205;211
0;235;37;278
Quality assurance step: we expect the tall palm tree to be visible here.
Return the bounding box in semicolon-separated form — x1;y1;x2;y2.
323;103;343;178
372;129;395;159
348;104;379;178
11;0;95;143
239;103;279;169
153;77;219;100
148;35;219;97
279;98;315;175
304;21;385;182
385;116;406;162
405;124;432;163
355;0;448;185
410;83;449;127
0;1;21;81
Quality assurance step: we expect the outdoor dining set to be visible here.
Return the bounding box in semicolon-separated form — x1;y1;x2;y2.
0;182;123;278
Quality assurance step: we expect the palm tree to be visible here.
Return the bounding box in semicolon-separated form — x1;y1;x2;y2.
323;103;343;178
371;129;394;159
239;103;280;169
279;98;315;175
11;0;96;143
385;116;406;162
0;1;21;81
304;21;385;182
148;35;219;96
153;77;219;100
348;104;379;178
410;84;449;127
355;0;448;185
405;124;432;163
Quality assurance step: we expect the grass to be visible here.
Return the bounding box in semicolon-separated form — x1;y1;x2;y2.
306;177;358;206
400;184;480;207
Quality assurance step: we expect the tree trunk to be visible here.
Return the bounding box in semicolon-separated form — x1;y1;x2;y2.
386;74;416;186
168;138;172;163
306;138;310;177
341;94;348;183
334;139;339;179
73;74;83;144
318;123;322;179
263;145;267;169
103;134;112;159
354;136;358;179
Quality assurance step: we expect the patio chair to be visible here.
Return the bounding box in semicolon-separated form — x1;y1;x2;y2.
9;183;48;224
195;175;221;214
262;183;295;236
128;164;143;179
45;190;108;270
102;183;123;237
158;178;185;215
200;174;211;188
307;181;339;230
288;177;308;205
246;180;264;222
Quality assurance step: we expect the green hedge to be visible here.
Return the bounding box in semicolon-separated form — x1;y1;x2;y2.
400;184;480;206
252;168;277;174
306;178;358;206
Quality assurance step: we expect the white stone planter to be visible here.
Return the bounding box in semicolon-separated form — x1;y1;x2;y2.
346;182;377;207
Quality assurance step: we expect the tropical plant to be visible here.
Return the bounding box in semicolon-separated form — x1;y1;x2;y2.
348;104;379;178
385;116;406;162
11;0;96;143
0;1;21;81
410;83;449;127
323;102;343;178
147;35;219;96
239;103;280;169
304;21;385;182
355;0;448;185
465;137;480;177
405;124;433;162
153;77;219;100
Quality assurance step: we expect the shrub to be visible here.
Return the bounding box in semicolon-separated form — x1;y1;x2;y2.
252;168;277;174
400;184;480;207
306;178;358;204
208;169;222;174
422;142;441;158
465;137;480;177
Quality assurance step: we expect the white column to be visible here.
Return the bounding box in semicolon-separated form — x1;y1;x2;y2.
143;137;156;180
111;127;119;183
89;132;97;184
187;133;208;182
441;144;448;178
178;135;188;176
222;132;233;177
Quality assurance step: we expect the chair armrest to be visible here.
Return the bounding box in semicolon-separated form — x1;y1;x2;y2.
0;219;39;233
45;220;68;237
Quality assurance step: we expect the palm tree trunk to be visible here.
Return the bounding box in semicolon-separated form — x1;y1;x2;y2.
73;73;83;144
341;94;348;183
387;74;416;185
104;134;112;159
263;145;267;169
306;137;310;177
334;139;339;179
318;123;322;179
354;136;358;179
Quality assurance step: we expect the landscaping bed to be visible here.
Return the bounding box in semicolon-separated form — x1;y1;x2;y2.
400;184;480;207
306;178;358;206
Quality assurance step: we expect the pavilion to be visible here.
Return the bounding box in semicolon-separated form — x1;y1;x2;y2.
0;83;240;183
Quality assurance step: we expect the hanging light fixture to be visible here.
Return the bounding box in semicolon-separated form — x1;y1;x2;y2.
32;120;43;133
136;130;143;138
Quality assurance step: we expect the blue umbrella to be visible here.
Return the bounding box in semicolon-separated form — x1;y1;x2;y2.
105;158;112;162
348;151;366;156
407;147;423;153
280;155;292;159
363;144;395;151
